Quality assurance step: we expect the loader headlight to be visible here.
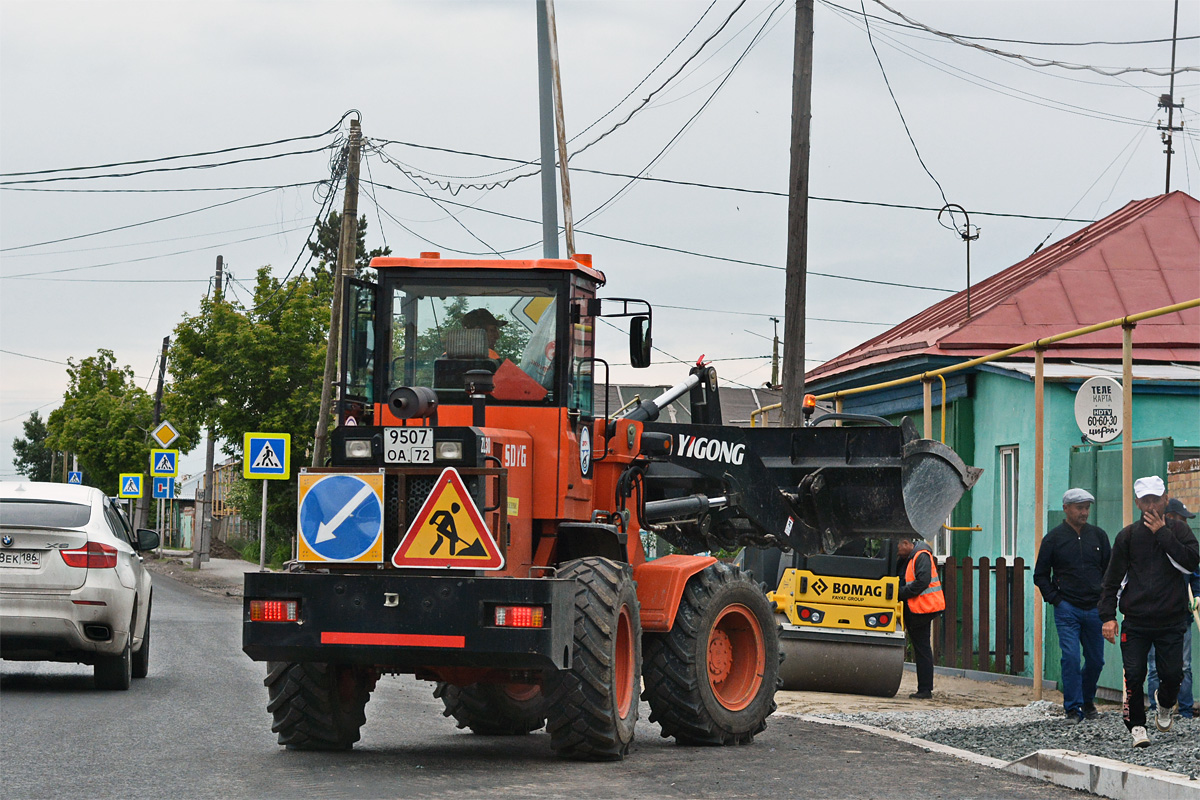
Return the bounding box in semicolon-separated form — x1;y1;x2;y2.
435;441;463;461
344;438;373;459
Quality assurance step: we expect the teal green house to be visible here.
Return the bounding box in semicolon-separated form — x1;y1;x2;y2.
804;192;1200;695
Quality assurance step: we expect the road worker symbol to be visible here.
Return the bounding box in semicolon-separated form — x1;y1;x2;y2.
392;467;503;569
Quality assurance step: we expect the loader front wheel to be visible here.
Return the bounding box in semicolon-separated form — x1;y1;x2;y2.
265;662;376;750
546;557;641;761
434;682;548;735
642;562;780;745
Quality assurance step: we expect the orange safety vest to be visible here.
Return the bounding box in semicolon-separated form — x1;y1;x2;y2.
904;548;946;614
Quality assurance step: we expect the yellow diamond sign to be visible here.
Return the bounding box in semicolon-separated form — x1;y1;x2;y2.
150;420;180;448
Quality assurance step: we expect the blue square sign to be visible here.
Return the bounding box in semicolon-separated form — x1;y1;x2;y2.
244;432;291;480
67;471;83;485
152;477;175;500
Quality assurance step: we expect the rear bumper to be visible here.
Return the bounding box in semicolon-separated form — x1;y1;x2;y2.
243;571;575;672
0;589;133;662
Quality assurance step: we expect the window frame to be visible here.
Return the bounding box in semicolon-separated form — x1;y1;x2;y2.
998;445;1019;559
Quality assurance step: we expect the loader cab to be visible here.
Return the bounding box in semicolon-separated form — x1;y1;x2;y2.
340;254;639;426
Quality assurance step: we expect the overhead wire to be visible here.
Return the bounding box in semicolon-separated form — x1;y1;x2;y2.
868;0;1200;77
0;143;337;186
2;216;317;258
365;177;957;292
860;0;951;214
0;113;354;178
0;180;324;194
0;187;286;253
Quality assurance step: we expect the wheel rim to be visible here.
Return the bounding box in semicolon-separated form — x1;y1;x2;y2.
502;683;541;702
615;605;635;719
706;603;765;711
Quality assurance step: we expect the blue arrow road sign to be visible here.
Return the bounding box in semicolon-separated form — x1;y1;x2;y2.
152;477;175;500
67;471;83;485
298;474;383;561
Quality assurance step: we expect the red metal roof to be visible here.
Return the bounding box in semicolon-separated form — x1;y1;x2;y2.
807;192;1200;383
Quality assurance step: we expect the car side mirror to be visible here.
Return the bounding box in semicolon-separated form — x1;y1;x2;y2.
629;315;652;369
135;528;160;552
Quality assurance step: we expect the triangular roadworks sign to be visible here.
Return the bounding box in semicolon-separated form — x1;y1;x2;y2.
392;467;504;570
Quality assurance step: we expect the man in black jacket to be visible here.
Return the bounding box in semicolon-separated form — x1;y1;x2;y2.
1099;475;1200;748
1034;488;1110;723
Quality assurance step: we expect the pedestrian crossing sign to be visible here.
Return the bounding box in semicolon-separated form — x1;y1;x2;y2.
118;473;143;498
243;433;291;480
149;449;178;477
391;467;503;570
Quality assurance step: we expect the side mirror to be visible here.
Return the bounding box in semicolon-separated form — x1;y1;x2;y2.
135;528;160;552
629;315;652;369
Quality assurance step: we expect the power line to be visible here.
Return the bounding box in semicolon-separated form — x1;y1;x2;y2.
819;0;1199;47
0;115;353;178
0;180;323;194
370;140;1095;222
2;225;310;279
0;187;286;253
860;0;950;211
0;144;336;187
364;178;955;292
869;0;1200;77
3;217;315;258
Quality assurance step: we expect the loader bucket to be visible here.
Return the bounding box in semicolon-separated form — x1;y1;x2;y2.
792;423;981;552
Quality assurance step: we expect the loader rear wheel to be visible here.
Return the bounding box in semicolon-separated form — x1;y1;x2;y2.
434;682;548;735
265;661;376;750
546;557;641;761
642;562;780;746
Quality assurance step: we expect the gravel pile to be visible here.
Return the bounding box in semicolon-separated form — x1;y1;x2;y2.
816;701;1200;779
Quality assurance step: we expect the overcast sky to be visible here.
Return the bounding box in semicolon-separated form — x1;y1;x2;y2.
2;0;1197;479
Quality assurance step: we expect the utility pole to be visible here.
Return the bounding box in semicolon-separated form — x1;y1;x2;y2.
770;317;781;389
543;0;575;257
194;256;222;570
781;0;814;427
135;335;170;532
536;0;560;259
1158;0;1183;193
314;118;362;467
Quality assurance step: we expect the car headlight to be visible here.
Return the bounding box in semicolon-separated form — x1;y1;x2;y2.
344;438;373;459
435;441;463;461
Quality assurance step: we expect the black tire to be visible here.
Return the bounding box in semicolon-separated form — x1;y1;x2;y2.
546;557;642;761
94;632;132;691
132;600;151;679
434;682;548;734
265;662;376;750
642;562;780;745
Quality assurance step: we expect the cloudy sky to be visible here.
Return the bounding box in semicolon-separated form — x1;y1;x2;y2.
2;0;1197;479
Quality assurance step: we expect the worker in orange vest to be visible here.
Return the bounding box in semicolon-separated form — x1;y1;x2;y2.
897;537;946;699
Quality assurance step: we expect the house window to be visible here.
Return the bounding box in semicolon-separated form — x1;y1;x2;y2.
999;446;1019;559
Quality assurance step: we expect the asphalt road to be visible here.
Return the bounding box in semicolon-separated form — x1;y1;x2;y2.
1;574;1086;800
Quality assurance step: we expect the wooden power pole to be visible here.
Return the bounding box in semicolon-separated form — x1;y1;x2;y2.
313;119;362;467
781;0;814;427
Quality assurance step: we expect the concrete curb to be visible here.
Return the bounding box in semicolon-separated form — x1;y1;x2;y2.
789;713;1200;799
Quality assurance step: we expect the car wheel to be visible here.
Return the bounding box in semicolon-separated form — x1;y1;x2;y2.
95;632;132;690
132;601;151;679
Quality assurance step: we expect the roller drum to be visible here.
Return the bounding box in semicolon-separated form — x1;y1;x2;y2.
777;622;906;698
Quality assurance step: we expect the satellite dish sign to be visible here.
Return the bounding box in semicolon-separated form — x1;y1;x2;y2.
1075;376;1123;443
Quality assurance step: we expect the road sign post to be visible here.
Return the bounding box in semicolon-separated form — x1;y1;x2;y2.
244;433;292;571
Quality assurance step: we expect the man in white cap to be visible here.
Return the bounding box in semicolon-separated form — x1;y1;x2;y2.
1034;487;1110;723
1099;475;1200;748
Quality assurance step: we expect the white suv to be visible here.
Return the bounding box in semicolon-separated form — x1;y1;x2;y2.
0;481;157;689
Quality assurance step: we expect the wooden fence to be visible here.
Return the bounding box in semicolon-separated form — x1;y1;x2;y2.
933;556;1027;675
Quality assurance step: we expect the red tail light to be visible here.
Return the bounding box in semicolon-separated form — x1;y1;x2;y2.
250;600;299;622
60;542;118;569
494;605;545;628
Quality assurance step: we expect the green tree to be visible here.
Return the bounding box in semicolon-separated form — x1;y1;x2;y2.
306;212;391;279
12;410;54;482
169;268;330;546
45;351;163;495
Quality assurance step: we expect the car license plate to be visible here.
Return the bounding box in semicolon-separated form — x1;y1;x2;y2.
0;550;40;569
385;427;433;464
